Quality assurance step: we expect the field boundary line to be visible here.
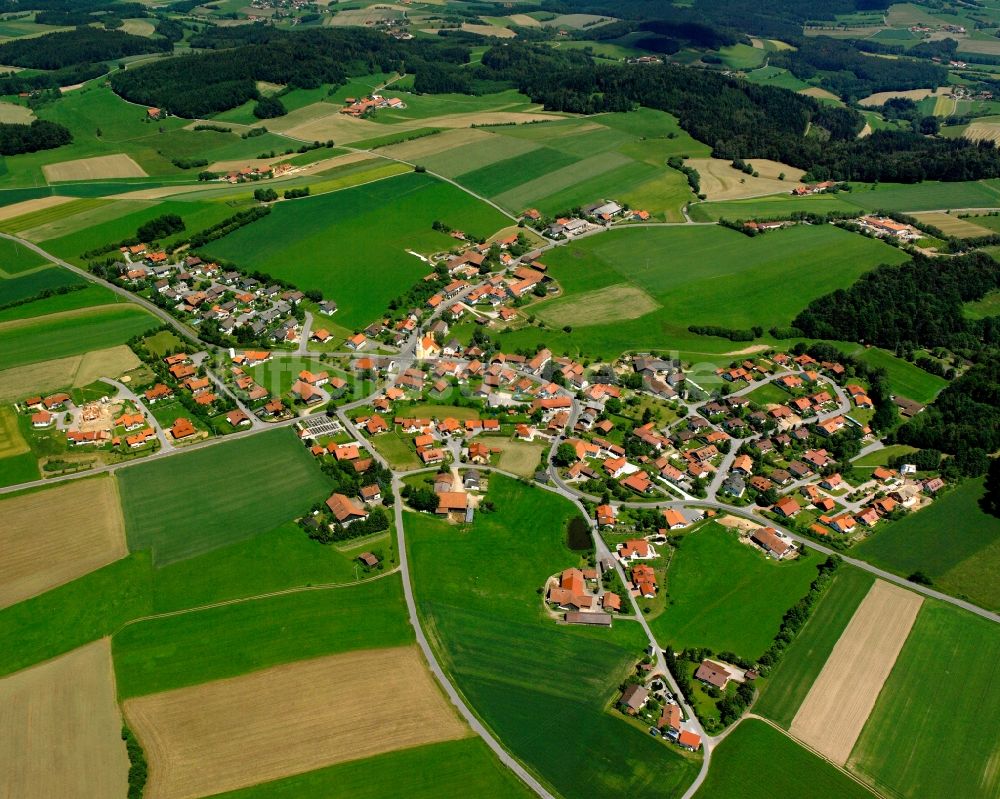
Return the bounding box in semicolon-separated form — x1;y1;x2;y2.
113;567;400;633
743;714;886;799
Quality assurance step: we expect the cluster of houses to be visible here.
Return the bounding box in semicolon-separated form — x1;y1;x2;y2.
853;215;922;242
215;162;293;184
545;563;620;624
118;251;309;346
791;180;838;196
617;680;701;752
21;392;161;452
616;537;661;598
340;93;406;117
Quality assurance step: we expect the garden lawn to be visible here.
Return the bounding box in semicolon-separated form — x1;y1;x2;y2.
118;428;332;565
407;474;701;799
853;478;1000;611
848;600;1000;799
752;567;875;727
745;382;789;407
695;719;875;799
851;444;917;471
371;430;422;470
204;172;510;329
206;739;535;799
112;574;411;698
0;305;157;370
649;522;821;661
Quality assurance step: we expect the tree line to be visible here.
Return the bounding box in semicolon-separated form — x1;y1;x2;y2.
0;26;169;71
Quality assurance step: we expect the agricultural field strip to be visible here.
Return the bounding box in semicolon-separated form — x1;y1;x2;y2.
125;646;468;799
0;477;127;609
0;639;128;799
789;580;923;764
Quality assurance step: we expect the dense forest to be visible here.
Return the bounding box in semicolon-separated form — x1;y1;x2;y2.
0;26;169;70
894;357;1000;477
791;252;1000;350
0;119;71;155
772;37;948;101
109;27;468;117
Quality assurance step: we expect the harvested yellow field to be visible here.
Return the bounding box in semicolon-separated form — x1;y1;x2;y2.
126;647;468;799
0;341;139;401
538;284;660;327
423;110;564;128
0;194;75;222
461;22;516;37
962;121;1000;145
859;87;935;106
912;212;993;238
43;154;147;182
206;157;279;174
798;86;840;101
507;13;540;26
688;157;805;200
122;18;156;36
379;128;490;160
790;580;922;765
0;100;34;123
0;404;28;459
0;476;127;608
0;639;129;798
282;111;384;143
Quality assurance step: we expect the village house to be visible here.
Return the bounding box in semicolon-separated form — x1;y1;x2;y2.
695;659;732;690
750;527;794;559
618;684;649;716
326;493;369;526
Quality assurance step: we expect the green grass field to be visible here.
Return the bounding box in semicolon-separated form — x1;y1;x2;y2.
648;523;822;661
0;450;40;487
204;172;510;329
745;382;789;407
851;444;917;471
371;429;422;470
0;305;157;370
848;600;1000;798
0;265;86;306
752;567;875;727
499;224;907;360
0;283;122;323
695;719;875;799
208;738;535;799
113;573;412;698
853;478;1000;611
0;236;47;272
841;345;947;404
407;474;701;799
118;428;332;565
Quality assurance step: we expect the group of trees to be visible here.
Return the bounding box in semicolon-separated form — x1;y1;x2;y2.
895;357;1000;478
136;213;184;242
792;252;1000;351
0;119;71;155
0;26;168;70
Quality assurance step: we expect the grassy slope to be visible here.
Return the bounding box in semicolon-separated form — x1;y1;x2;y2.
0;236;47;271
204;172;509;329
853;478;1000;612
0;283;122;323
848;600;1000;799
112;573;412;698
118;427;332;565
752;567;875;727
206;739;535;799
0;304;157;370
407;474;700;799
648;523;821;661
695;719;875;799
491;224;906;360
0;265;85;306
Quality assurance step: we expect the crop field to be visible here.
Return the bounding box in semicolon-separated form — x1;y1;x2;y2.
113;574;412;697
0;196;108;233
0;194;76;223
407;474;701;799
789;580;922;765
385;129;536;173
43;153;148;182
694;719;875;799
0;476;127;609
0;639;128;799
0;404;27;459
848;601;1000;799
208;738;535;799
126;646;466;799
497;224;907;360
0;101;32;125
648;522;820;661
910;211;993;237
204;172;509;329
0;236;46;273
854;478;1000;612
0;265;85;306
753;567;875;727
688;158;804;201
539;284;660;327
118;428;332;565
0;305;156;371
18;197;159;243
